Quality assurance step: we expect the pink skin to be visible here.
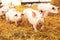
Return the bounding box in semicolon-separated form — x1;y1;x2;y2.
32;3;58;17
0;6;10;19
37;3;58;17
5;8;22;25
23;8;44;32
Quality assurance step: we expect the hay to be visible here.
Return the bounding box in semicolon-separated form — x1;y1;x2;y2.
0;4;60;40
51;0;60;6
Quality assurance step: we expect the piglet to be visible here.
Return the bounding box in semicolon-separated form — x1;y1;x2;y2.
37;3;59;17
23;8;44;32
5;8;23;25
0;6;10;19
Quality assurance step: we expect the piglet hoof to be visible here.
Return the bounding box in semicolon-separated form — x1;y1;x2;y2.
2;16;5;19
0;16;3;19
33;28;38;32
40;25;44;31
34;30;38;32
33;26;38;32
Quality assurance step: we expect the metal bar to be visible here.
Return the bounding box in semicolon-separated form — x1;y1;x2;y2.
21;1;50;4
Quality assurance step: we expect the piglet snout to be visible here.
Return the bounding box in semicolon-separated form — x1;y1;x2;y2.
17;19;22;24
0;2;2;4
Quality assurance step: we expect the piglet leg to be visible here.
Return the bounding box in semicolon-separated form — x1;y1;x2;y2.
33;25;37;32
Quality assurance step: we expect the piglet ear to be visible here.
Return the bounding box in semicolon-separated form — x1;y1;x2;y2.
39;10;45;16
32;11;36;18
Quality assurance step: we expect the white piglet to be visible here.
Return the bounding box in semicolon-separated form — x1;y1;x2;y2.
37;3;59;17
0;6;10;19
23;8;44;32
5;8;23;25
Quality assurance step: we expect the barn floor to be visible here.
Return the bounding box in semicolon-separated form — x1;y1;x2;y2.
0;5;60;40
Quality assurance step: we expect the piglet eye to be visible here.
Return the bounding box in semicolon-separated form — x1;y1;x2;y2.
15;14;17;16
52;7;55;10
40;10;43;13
